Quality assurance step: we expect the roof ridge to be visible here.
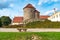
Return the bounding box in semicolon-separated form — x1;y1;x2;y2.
23;4;35;9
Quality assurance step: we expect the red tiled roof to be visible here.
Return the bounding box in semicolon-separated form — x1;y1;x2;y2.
23;4;35;9
13;17;23;23
40;15;50;19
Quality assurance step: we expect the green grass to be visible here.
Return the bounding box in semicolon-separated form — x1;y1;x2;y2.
0;32;60;40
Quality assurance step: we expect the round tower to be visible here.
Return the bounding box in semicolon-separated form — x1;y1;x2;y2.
23;4;35;22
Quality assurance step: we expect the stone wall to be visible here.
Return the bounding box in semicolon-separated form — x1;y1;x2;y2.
35;12;40;21
23;8;35;22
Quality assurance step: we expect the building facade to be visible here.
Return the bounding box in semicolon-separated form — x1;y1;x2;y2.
48;12;60;22
12;17;23;25
40;15;50;21
48;8;60;22
34;10;40;21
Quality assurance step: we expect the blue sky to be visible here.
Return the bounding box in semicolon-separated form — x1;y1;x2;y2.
0;0;60;19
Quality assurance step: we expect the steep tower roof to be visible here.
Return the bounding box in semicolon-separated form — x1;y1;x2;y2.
23;4;35;9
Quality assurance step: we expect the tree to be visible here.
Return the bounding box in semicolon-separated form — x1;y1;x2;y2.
0;18;2;27
1;16;12;26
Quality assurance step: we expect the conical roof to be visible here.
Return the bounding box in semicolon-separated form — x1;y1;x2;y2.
23;4;35;9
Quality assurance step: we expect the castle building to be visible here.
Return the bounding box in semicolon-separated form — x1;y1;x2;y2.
23;4;40;23
12;4;50;25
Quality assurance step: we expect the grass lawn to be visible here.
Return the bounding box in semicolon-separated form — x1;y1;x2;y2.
0;32;60;40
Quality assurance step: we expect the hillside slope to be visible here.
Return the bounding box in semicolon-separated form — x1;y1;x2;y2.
26;20;60;28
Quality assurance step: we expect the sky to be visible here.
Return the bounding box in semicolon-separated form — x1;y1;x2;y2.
0;0;60;19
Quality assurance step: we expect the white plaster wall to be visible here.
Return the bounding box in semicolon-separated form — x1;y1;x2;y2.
48;12;60;22
12;23;23;25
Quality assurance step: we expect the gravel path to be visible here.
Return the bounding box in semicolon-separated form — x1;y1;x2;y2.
27;28;60;32
0;28;60;32
0;28;19;32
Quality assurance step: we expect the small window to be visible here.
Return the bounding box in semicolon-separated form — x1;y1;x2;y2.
59;14;60;16
56;15;58;18
53;16;55;18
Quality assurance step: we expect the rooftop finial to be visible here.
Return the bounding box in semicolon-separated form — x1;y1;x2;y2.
54;8;56;13
54;8;56;11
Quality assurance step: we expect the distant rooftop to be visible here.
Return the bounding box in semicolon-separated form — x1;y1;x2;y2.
13;17;23;23
40;15;50;20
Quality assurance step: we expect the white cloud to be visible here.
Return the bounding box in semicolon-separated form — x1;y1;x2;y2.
0;0;7;3
38;0;49;5
38;2;42;5
40;10;54;15
38;0;43;5
45;10;54;15
0;8;10;16
38;0;59;5
51;0;59;2
0;8;22;19
41;8;58;15
3;0;8;2
2;0;7;2
9;3;14;7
